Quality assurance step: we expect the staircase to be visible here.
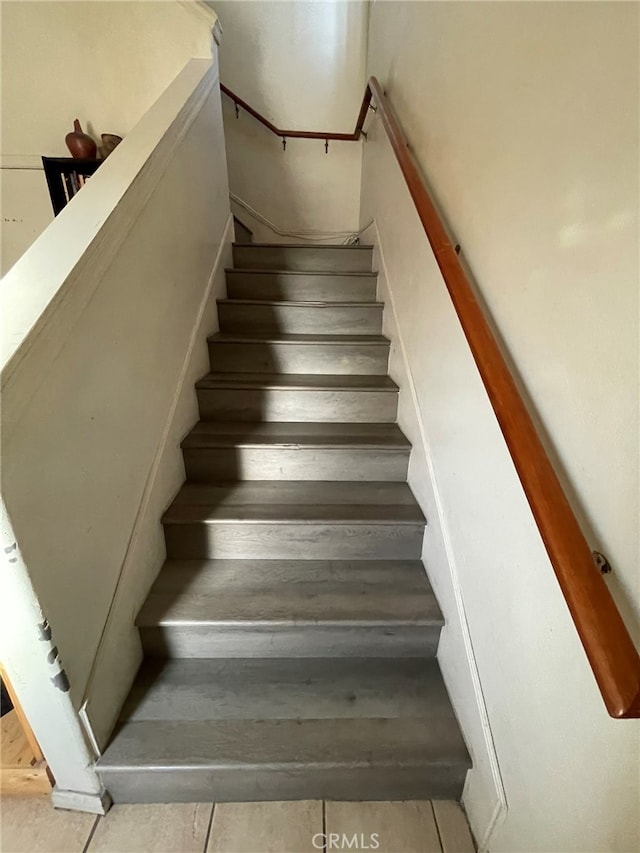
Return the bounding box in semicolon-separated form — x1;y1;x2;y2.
97;243;470;803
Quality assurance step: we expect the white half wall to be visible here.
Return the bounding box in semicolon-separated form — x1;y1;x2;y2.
1;57;232;775
214;0;367;239
0;0;217;275
361;2;639;851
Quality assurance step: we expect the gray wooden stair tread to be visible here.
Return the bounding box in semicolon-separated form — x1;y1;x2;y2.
120;658;454;722
142;558;434;586
97;716;470;771
138;559;440;626
233;243;374;250
209;333;389;344
224;273;379;307
232;244;374;274
195;373;398;390
169;481;419;506
182;422;410;449
163;482;425;523
163;504;424;524
226;268;378;278
218;299;382;308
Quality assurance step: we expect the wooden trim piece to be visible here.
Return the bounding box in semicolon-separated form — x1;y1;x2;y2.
0;667;51;794
365;76;640;718
1;664;43;760
0;764;52;796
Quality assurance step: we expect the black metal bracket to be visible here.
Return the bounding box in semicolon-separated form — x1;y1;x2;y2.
234;102;239;119
325;139;329;154
593;551;612;575
282;137;287;151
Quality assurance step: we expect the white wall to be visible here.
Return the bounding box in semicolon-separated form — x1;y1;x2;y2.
0;506;107;810
213;0;367;240
361;2;639;851
0;0;216;275
1;57;232;772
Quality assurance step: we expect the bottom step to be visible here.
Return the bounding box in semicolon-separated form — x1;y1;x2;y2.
97;718;468;803
97;658;470;803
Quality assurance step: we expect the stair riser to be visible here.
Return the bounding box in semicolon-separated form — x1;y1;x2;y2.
208;341;389;375
183;448;410;481
232;246;373;272
163;522;424;560
218;303;383;335
139;625;440;659
197;389;398;422
99;765;466;804
226;273;377;302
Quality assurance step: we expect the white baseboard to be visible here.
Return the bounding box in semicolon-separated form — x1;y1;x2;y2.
51;785;112;815
365;219;507;851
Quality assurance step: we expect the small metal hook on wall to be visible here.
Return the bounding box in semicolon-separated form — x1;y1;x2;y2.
325;139;329;154
282;137;287;151
593;551;612;574
234;102;239;119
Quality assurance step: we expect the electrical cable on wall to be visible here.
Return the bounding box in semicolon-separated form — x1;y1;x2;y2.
230;192;373;245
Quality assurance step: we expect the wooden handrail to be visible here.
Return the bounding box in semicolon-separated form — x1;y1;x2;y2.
221;83;370;141
221;76;640;718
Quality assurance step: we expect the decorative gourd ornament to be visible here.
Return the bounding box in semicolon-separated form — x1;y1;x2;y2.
100;133;123;158
65;119;97;159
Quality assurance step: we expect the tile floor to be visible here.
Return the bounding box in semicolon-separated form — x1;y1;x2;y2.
0;797;476;853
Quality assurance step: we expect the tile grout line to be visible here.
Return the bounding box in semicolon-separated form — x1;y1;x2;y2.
430;800;445;853
81;814;101;853
202;801;216;853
